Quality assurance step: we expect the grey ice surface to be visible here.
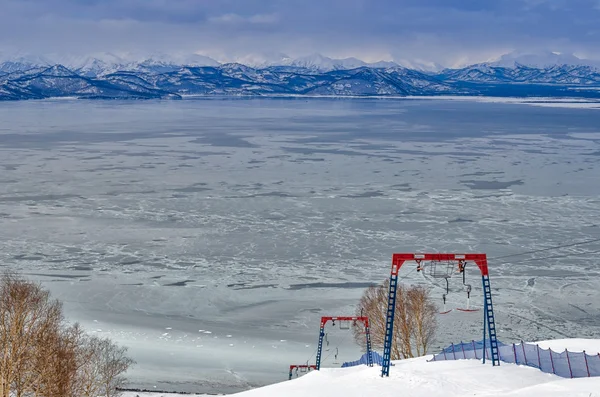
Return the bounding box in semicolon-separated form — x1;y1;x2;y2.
0;98;599;394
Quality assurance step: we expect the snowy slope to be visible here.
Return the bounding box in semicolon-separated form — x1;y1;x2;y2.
120;339;600;397
233;357;599;397
234;356;599;397
535;339;600;355
121;392;214;397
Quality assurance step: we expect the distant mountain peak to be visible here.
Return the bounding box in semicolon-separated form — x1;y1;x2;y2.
41;64;79;77
490;51;600;68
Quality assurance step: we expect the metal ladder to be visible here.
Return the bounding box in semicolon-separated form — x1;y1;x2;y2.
483;275;500;366
365;324;373;367
381;274;398;376
315;326;325;370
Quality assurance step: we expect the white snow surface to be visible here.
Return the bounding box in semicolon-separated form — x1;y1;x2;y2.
121;393;211;397
122;339;600;397
534;339;600;355
403;95;600;109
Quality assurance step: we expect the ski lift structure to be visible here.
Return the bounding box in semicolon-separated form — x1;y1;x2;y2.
315;316;373;370
381;253;500;378
288;364;317;380
456;260;480;313
421;259;480;314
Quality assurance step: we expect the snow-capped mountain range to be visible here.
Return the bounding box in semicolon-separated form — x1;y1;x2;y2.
1;51;600;101
0;52;444;74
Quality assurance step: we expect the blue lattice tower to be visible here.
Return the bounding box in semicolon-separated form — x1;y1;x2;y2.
482;275;500;366
365;322;374;367
381;266;399;377
315;321;326;370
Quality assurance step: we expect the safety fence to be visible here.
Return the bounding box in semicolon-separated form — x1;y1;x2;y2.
430;340;600;378
341;351;384;368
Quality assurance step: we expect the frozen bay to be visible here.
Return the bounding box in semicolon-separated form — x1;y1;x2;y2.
0;98;599;393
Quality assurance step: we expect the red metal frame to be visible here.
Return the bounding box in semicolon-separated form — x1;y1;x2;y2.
382;252;498;377
315;316;373;370
288;364;317;380
290;364;317;371
391;253;489;276
319;316;370;328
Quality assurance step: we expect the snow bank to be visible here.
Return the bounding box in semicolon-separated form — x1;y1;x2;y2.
505;377;600;397
232;341;600;396
123;339;600;397
121;392;214;397
122;391;214;397
232;356;599;396
534;339;600;355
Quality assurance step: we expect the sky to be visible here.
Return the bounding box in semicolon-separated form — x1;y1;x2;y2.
1;0;600;67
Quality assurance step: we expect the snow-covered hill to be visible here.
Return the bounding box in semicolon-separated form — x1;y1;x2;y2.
0;65;179;100
122;339;599;397
441;63;600;85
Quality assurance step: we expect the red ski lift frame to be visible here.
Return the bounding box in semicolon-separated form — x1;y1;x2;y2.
381;253;500;377
288;364;317;380
315;316;373;370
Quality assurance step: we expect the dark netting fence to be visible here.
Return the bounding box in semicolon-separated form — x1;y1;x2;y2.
341;351;384;368
430;340;600;378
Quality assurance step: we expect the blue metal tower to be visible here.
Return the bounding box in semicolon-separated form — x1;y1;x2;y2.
381;271;399;376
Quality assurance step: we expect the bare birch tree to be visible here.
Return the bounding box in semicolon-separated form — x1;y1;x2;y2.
0;273;63;397
353;280;437;360
1;273;135;397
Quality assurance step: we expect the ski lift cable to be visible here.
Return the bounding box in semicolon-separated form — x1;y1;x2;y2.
419;268;465;293
424;248;600;315
420;246;600;295
497;248;600;266
490;237;600;261
305;346;319;367
322;326;353;364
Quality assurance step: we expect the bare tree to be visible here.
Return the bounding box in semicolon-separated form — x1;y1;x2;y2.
86;336;136;397
353;280;437;360
407;286;437;356
0;273;63;397
0;273;135;397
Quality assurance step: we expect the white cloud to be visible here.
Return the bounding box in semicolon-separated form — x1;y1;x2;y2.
208;13;279;25
1;0;599;67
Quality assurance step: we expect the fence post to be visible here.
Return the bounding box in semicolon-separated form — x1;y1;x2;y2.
461;342;466;359
536;344;541;369
452;343;457;360
521;340;528;366
549;349;555;375
583;351;590;377
513;343;518;364
565;349;573;379
472;340;478;359
443;348;447;360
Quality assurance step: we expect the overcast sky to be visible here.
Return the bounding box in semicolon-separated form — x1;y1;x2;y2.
1;0;599;66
